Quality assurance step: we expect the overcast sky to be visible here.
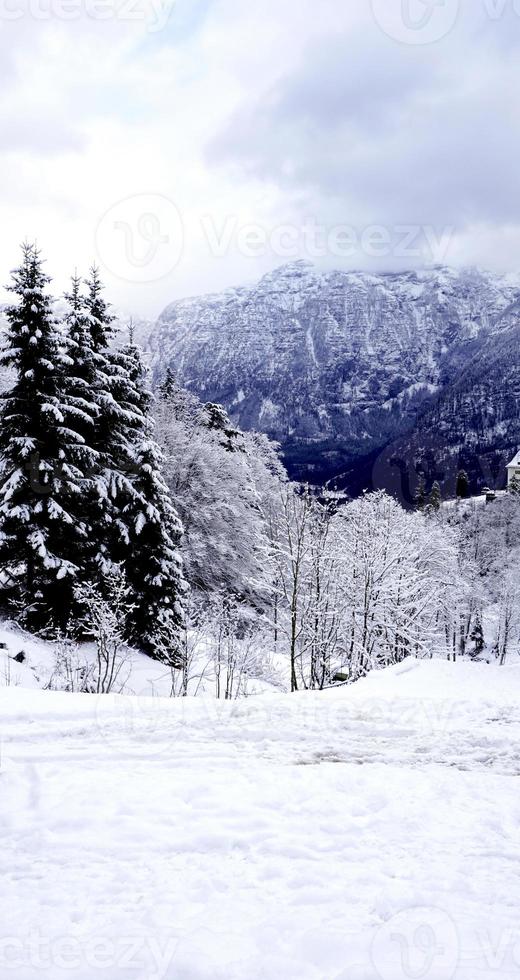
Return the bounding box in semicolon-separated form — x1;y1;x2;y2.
0;0;519;316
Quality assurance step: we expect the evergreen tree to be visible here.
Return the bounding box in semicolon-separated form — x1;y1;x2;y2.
80;266;141;579
202;402;241;452
84;264;115;354
64;274;104;409
83;264;120;476
78;268;185;653
428;481;442;512
456;469;470;499
0;245;89;630
63;269;120;583
0;251;184;652
113;345;185;658
63;274;105;479
159;367;177;400
509;474;520;496
469;613;485;659
414;473;426;511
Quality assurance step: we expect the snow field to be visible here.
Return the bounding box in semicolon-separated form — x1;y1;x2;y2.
1;658;520;979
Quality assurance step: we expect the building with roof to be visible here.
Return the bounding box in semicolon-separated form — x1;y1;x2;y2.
507;451;520;488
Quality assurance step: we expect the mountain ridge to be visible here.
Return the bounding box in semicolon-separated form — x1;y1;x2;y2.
146;262;520;497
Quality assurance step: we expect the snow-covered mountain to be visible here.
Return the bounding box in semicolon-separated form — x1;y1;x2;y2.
145;262;520;492
377;314;520;502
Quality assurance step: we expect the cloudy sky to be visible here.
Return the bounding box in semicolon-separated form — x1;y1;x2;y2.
0;0;519;315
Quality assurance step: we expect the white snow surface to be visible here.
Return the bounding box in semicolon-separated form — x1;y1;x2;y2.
1;657;520;979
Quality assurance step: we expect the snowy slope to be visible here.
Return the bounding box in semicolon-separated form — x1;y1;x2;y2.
0;625;181;697
0;623;285;698
2;659;520;979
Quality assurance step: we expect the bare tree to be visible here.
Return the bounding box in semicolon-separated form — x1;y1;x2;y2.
75;575;132;695
267;487;315;691
495;569;520;666
46;634;96;693
207;594;265;699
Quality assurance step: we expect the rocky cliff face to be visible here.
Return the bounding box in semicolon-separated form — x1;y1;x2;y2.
147;262;520;495
375;314;520;504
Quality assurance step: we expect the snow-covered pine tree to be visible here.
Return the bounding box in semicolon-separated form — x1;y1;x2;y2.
80;266;141;581
414;473;427;511
73;268;185;654
84;264;115;355
111;344;185;659
65;273;98;390
428;481;442;512
509;474;520;496
202;402;241;452
0;244;91;631
62;274;104;575
469;613;485;659
159;367;177;400
61;267;122;589
83;264;126;472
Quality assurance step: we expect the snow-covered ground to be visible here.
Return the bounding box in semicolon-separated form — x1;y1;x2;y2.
2;658;520;980
0;623;283;698
0;623;184;697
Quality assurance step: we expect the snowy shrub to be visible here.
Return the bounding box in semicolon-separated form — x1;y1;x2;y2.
75;576;132;695
46;635;97;694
